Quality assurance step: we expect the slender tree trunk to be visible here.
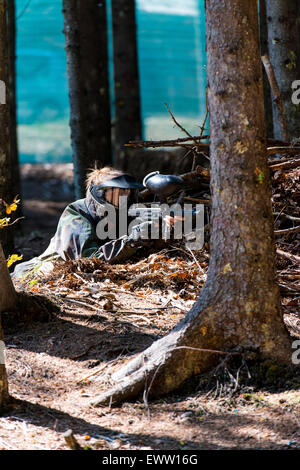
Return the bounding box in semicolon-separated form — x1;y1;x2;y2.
6;0;20;202
265;0;300;139
91;0;291;407
0;0;13;256
0;243;17;313
0;322;9;413
0;242;16;412
111;0;142;170
259;0;273;138
63;0;112;199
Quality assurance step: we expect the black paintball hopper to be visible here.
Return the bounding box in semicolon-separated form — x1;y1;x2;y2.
142;171;184;199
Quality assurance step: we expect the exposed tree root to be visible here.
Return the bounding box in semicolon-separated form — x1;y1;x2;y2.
90;281;292;407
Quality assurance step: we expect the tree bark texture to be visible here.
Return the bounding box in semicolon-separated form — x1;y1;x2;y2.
111;0;142;170
0;243;17;313
259;0;273;137
63;0;112;199
265;0;300;139
91;0;291;407
0;0;13;255
6;0;20;204
0;322;9;413
0;242;16;412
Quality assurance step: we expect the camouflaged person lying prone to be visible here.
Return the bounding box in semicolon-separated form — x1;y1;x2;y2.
12;167;182;279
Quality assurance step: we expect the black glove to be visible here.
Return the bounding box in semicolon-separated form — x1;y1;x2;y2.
128;221;154;243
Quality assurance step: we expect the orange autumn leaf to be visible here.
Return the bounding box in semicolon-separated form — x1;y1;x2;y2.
5;196;20;215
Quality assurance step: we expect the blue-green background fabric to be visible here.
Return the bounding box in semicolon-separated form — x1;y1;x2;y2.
16;0;207;163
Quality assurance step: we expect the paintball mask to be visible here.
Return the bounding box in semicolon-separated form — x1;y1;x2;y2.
90;174;144;209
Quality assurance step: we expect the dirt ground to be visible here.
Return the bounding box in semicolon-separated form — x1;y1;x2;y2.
0;163;299;451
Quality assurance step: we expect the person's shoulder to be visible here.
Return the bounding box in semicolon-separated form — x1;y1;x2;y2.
57;198;86;221
66;198;86;212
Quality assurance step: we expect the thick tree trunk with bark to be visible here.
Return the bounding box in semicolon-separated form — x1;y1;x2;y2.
111;0;142;170
63;0;112;199
91;0;291;407
265;0;300;139
0;242;16;412
0;0;13;256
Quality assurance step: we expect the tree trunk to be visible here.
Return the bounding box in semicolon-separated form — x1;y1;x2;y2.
6;0;20;204
0;0;13;256
265;0;300;139
259;0;273;138
91;0;291;407
62;0;112;199
0;322;9;413
0;243;17;313
0;242;16;412
111;0;142;170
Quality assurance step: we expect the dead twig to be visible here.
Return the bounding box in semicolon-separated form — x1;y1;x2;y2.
277;249;300;264
192;89;209;170
274;213;300;223
184;196;210;204
269;156;300;170
275;225;300;236
63;430;82;450
173;346;242;356
126;135;209;148
79;355;125;383
186;246;206;274
62;298;101;311
164;103;200;146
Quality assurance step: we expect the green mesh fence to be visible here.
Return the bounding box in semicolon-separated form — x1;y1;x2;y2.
16;0;207;163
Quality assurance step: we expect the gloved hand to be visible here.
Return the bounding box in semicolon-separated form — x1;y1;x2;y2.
128;221;154;242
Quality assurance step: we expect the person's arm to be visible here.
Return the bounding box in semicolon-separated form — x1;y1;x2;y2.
51;203;100;260
55;206;166;264
94;236;138;263
94;221;156;264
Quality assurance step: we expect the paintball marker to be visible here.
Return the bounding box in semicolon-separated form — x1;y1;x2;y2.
127;171;206;247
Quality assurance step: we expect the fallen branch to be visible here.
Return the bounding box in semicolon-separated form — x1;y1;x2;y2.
269;156;300;171
279;283;299;294
63;298;100;311
276;249;300;264
267;147;300;156
125;135;209;148
274;213;300;223
184;196;210;204
274;225;300;236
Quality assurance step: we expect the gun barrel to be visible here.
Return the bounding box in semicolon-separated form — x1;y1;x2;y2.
128;207;202;220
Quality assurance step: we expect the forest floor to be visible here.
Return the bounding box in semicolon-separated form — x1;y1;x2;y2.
0;163;299;451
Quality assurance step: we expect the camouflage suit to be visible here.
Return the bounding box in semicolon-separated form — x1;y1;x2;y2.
12;189;148;279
